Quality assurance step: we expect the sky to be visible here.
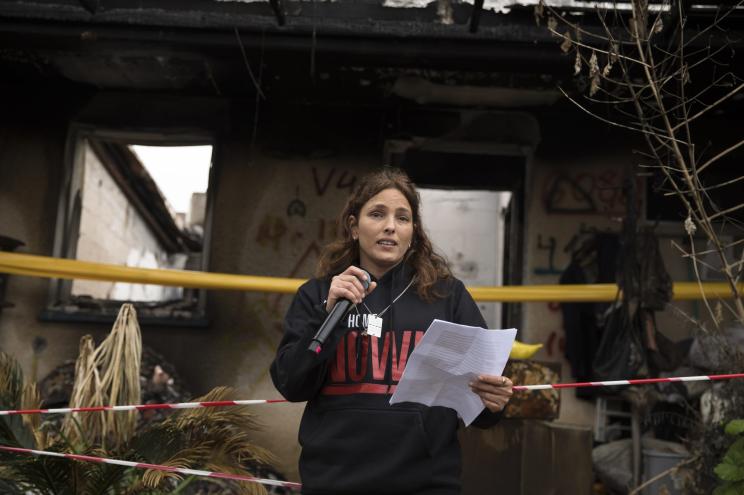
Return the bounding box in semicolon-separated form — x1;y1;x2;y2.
130;145;213;214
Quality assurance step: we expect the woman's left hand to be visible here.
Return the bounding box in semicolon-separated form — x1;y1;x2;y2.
469;375;513;413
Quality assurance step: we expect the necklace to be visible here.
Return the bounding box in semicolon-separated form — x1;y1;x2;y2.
355;276;416;338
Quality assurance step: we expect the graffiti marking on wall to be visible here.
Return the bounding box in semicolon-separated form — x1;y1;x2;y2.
542;169;640;215
543;174;596;214
256;167;358;326
533;235;563;276
256;215;288;252
270;241;322;313
287;187;307;217
312;167;357;196
545;330;566;358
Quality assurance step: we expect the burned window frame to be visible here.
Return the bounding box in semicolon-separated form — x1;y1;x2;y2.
42;124;218;326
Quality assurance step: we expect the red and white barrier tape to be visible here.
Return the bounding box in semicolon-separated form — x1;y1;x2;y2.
1;373;743;417
0;445;302;490
1;374;742;488
0;398;287;416
512;373;744;391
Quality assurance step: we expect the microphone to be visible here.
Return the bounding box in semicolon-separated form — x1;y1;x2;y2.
308;270;370;354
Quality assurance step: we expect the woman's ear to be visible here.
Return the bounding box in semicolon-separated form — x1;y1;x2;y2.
349;215;358;240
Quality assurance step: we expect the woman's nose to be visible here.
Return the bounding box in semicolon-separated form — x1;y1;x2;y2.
384;215;396;232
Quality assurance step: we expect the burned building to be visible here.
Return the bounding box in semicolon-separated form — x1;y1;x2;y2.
1;0;743;489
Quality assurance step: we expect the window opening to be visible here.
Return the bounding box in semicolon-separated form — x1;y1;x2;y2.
46;133;214;325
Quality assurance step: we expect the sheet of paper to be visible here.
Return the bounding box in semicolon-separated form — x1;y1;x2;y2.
389;319;517;426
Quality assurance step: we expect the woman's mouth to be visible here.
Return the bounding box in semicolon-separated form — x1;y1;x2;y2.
377;240;397;247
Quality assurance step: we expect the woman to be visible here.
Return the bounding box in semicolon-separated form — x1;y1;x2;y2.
270;168;513;494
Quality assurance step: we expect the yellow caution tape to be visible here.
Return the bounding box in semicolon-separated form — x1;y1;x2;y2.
0;252;302;293
0;252;741;302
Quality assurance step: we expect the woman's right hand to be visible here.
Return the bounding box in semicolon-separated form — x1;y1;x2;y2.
326;266;377;312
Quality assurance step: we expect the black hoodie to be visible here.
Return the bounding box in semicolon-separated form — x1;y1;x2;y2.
270;262;501;494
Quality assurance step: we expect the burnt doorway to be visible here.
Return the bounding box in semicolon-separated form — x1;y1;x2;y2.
386;143;528;331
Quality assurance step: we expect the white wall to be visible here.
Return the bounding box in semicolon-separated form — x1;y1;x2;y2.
419;188;511;329
71;141;184;301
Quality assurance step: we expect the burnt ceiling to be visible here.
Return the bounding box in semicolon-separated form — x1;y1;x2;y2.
1;0;743;105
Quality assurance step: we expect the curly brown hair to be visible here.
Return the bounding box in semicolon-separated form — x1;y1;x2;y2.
315;167;452;300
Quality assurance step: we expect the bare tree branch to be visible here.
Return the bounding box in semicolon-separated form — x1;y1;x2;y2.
671;240;722;273
697;174;744;193
675;237;744;258
546;0;744;323
683;0;744;48
697;137;744;174
670;82;744;132
708;202;744;222
547;25;651;66
558;86;686;141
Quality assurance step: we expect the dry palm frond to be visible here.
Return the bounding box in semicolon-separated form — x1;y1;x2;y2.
63;335;104;448
20;381;46;450
133;387;273;495
140;445;212;487
171;387;265;435
3;312;278;494
2;326;278;494
63;303;142;450
97;304;141;446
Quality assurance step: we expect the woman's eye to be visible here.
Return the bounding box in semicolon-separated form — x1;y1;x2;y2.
398;216;410;222
370;211;383;218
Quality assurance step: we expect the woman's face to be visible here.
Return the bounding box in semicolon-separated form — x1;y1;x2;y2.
350;187;414;278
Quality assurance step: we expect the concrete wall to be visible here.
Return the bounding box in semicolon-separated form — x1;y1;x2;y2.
0;114;97;385
523;146;640;426
521;123;712;427
72;141;184;301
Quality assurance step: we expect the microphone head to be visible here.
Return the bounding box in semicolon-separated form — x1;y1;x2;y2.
360;269;371;290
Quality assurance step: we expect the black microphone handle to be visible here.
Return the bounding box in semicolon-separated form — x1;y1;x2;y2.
308;299;351;354
308;269;370;354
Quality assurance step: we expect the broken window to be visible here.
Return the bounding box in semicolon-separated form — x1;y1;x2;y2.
45;129;214;325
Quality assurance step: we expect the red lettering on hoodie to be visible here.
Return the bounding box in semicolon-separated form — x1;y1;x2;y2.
371;333;392;380
330;329;425;384
389;330;425;381
414;330;424;347
329;337;347;382
347;331;369;381
392;331;414;381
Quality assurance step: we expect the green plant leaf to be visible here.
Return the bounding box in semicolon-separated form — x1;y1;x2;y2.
80;449;130;495
713;480;744;495
726;420;744;436
0;479;24;495
716;438;744;482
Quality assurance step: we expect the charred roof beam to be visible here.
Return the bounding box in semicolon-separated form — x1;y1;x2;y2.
469;0;484;33
269;0;286;26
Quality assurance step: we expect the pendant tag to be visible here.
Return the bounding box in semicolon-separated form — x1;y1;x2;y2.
367;314;383;338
